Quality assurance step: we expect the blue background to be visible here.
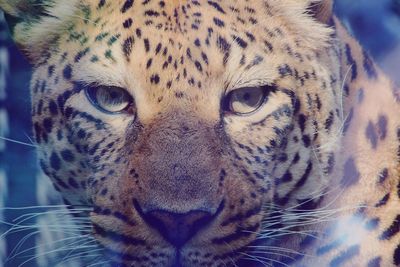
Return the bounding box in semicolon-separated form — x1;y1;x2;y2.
1;1;400;266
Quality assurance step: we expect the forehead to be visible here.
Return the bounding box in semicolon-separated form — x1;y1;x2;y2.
53;0;295;113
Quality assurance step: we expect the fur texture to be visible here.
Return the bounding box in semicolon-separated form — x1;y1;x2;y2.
1;0;399;266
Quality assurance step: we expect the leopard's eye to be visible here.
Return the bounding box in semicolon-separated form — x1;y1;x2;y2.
85;85;134;114
223;85;275;115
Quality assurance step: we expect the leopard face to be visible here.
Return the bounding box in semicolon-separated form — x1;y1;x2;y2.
5;0;343;266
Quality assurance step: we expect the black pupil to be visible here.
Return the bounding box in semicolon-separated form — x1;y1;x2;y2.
109;91;120;100
243;92;251;101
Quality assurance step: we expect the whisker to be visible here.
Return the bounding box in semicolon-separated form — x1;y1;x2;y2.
0;136;37;147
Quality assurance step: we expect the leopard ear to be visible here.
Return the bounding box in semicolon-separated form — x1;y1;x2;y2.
308;0;333;24
0;0;78;63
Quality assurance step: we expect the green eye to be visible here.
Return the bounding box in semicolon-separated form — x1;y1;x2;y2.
85;85;135;115
224;85;275;115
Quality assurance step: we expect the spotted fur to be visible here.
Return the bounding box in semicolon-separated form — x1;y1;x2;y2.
1;0;400;266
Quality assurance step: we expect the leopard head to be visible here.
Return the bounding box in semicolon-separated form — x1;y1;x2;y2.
1;0;342;266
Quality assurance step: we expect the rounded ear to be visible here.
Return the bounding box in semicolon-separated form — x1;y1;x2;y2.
0;0;78;63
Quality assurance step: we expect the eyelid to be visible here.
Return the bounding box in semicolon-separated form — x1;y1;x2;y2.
227;81;276;93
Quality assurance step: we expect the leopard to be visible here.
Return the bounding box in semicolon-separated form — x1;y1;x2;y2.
1;0;400;266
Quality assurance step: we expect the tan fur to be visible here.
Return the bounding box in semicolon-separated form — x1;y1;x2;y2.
1;0;399;266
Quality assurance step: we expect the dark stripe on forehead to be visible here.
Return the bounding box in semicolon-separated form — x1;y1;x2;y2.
207;1;226;14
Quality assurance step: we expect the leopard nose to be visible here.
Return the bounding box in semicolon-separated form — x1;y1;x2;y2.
142;209;214;247
133;197;218;247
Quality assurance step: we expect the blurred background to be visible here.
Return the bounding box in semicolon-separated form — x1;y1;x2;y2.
0;1;400;266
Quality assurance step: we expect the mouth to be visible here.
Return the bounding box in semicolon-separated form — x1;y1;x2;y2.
171;250;183;267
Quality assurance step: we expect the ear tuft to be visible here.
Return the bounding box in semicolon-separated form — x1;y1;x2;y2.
0;0;79;63
309;0;333;24
0;0;48;18
271;0;334;50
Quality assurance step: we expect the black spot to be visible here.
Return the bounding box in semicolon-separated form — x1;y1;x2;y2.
50;152;61;171
292;153;300;164
365;218;380;231
341;157;360;187
357;88;364;103
77;129;86;139
232;35;248;49
48;100;58;115
277;171;292;184
213;17;225;27
136;28;142;38
379;214;400;240
100;188;108;196
375;193;390;207
122;36;134;58
98;0;106;8
123;18;133;28
175;91;184;98
146;58;153;69
144;38;150;52
74;47;90;62
43;118;53;133
48;65;55;77
150;74;160;84
263;40;273;52
299;234;318;249
295;161;312;188
93;223;146;246
61;149;75;162
207;1;225;14
278;64;292;77
298;114;306;132
68;177;79;189
245;32;255;42
144;10;160;16
121;0;134;13
394;244;400;265
398;180;400;198
363;51;377;79
366;121;378;149
302;135;311;147
63;65;72;80
377;115;388;140
325;153;335;174
329;245;359;267
217;36;230;64
377;168;389;184
324;111;334;131
367;257;381;267
317;238;345;255
194;61;202;72
201;52;209;65
345;44;357;81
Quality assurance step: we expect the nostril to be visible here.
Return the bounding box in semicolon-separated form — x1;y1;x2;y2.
144;209;213;247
